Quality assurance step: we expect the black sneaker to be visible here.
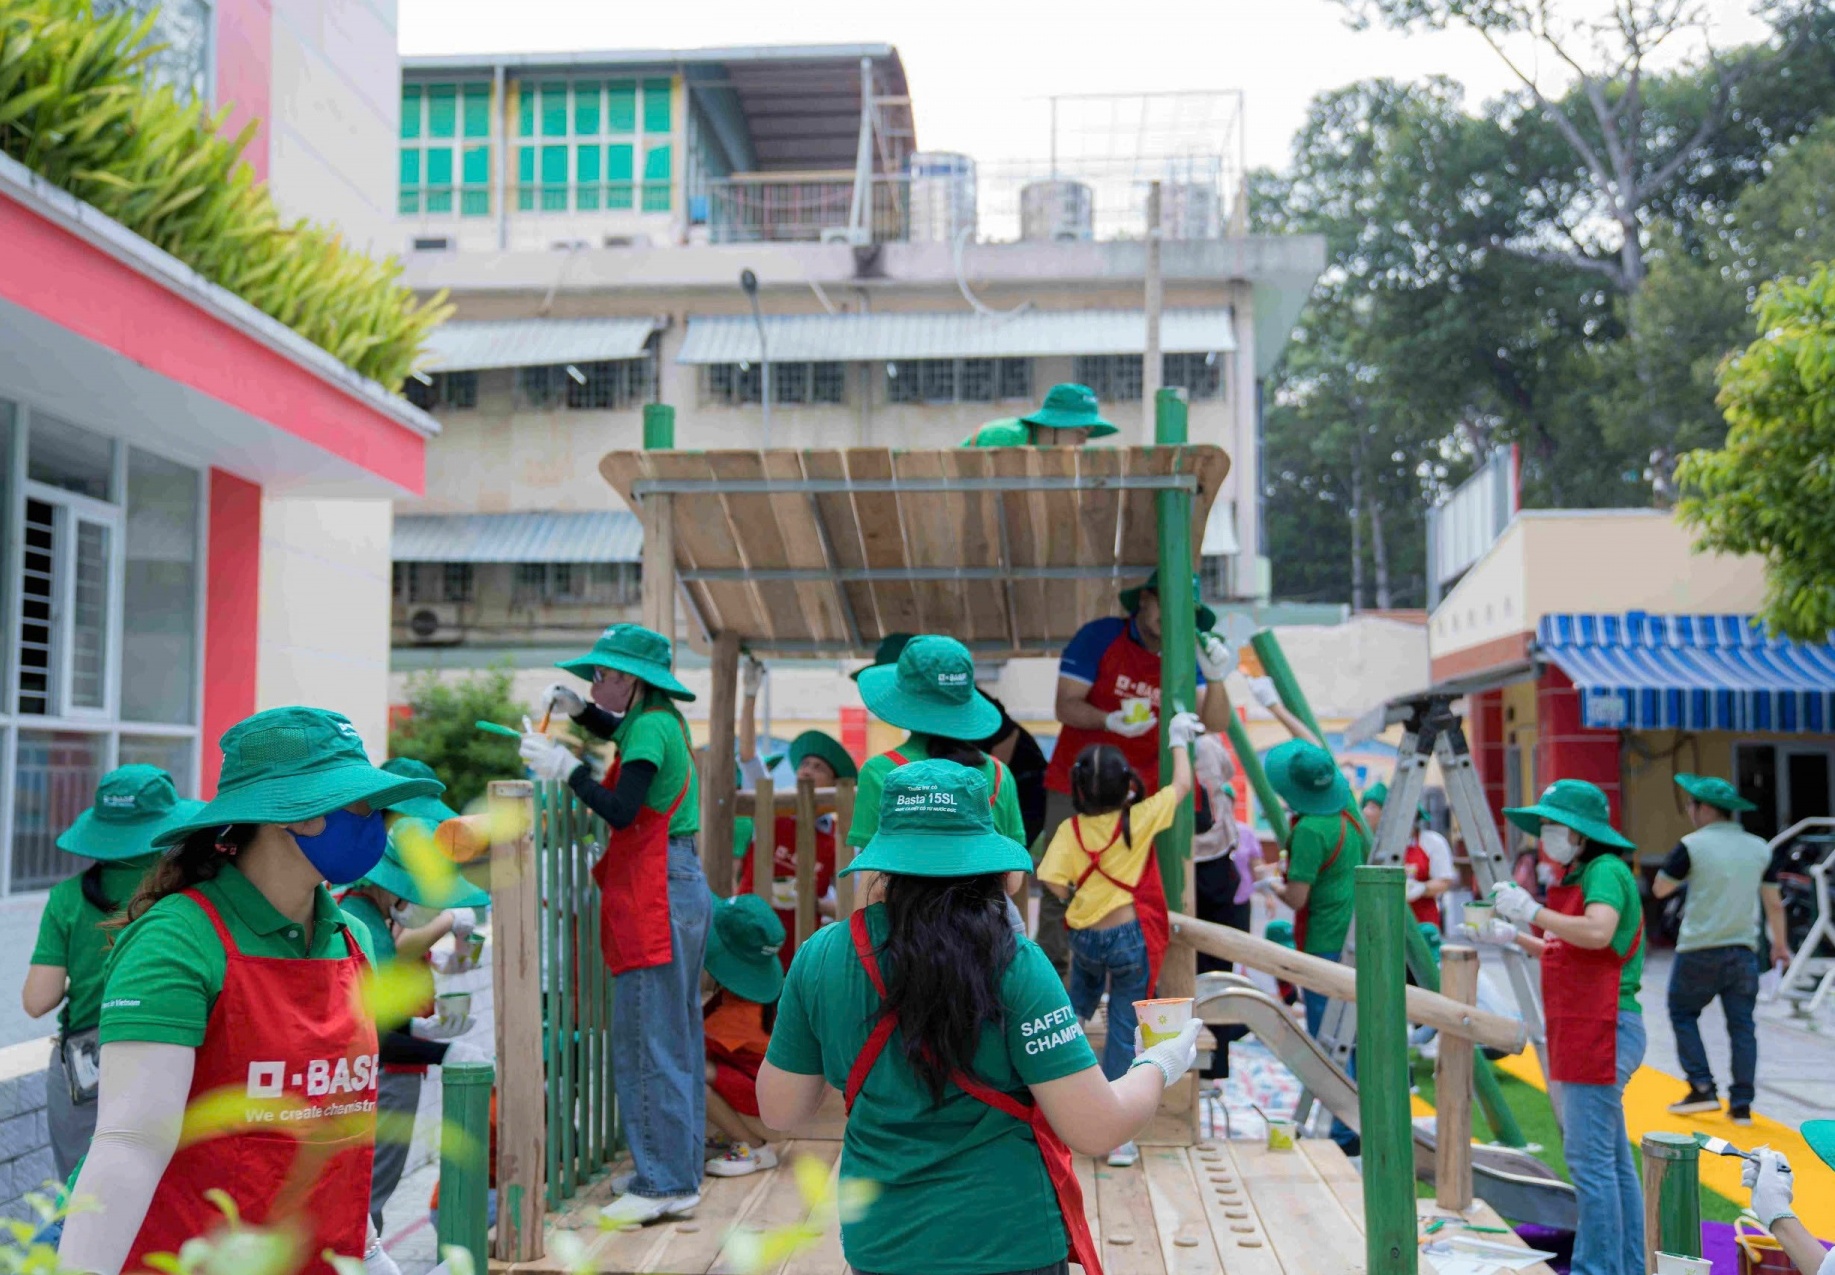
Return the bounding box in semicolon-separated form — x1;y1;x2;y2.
1668;1085;1720;1115
1730;1104;1753;1126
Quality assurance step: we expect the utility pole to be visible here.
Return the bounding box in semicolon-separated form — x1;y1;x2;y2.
1142;180;1163;443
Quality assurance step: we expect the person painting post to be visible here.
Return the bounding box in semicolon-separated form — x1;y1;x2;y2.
22;766;203;1183
701;893;787;1179
758;760;1203;1275
1476;780;1646;1275
1653;772;1787;1125
521;623;712;1227
1739;1123;1835;1275
1362;781;1457;929
57;707;444;1275
960;381;1120;449
1036;711;1204;1168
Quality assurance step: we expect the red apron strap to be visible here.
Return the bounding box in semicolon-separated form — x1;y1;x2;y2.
990;762;1003;802
887;750;910;767
843;911;898;1112
182;888;241;956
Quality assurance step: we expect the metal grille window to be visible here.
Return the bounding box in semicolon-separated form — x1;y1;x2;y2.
705;363;844;407
401;81;493;217
887;358;1032;404
1163;352;1224;400
515;79;673;214
442;563;475;603
405;371;479;412
1073;355;1145;402
999;358;1032;400
566;359;654;411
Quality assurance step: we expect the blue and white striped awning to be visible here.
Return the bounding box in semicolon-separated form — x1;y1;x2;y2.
1536;613;1835;734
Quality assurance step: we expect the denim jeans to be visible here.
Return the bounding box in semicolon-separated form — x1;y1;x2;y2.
1556;1010;1646;1275
1668;945;1759;1105
611;836;712;1198
1301;951;1359;1155
1067;921;1151;1081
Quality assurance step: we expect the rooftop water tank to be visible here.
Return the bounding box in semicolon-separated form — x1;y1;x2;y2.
1020;180;1094;242
907;151;978;244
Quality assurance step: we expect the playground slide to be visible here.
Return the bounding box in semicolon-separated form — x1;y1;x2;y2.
1193;981;1578;1232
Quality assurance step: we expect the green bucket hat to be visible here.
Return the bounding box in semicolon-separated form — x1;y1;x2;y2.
153;707;444;848
1803;1119;1835;1172
1673;772;1757;814
1265;918;1295;948
1266;739;1352;818
705;892;787;1004
1118;569;1218;634
1021;383;1119;438
1503;779;1634;851
382;757;460;825
849;632;913;683
57;765;207;862
765;730;859;781
844;759;1031;878
352;824;490;909
857;635;1001;741
555;623;694;701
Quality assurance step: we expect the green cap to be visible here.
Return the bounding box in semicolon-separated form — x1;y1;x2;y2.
1266;739;1351;818
1504;779;1634;851
154;707;444;848
1673;773;1757;814
350;822;490;908
56;765;206;862
843;759;1031;878
857;635;1001;741
704;892;787;1004
961;419;1032;449
765;730;859;781
382;757;460;825
1802;1120;1835;1172
849;632;913;683
1118;569;1218;634
555;623;694;701
1020;383;1119;437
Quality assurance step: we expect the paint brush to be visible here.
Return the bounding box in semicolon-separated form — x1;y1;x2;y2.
475;721;520;739
1693;1132;1755;1161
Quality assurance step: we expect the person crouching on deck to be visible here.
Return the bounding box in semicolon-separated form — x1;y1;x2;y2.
702;892;787;1179
1035;712;1203;1169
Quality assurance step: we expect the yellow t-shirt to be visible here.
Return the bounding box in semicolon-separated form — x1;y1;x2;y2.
1037;786;1182;929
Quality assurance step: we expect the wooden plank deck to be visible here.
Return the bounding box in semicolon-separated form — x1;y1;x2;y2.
499;1134;1558;1275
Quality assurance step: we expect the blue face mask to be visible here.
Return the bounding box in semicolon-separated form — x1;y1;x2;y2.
293;808;387;884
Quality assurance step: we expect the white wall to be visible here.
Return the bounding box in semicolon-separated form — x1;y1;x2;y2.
258;498;396;757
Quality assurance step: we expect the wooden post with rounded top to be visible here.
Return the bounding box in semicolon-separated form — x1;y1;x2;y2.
1435;945;1478;1212
487;780;543;1263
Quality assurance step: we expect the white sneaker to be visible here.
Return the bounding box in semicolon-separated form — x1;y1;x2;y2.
1107;1141;1140;1168
598;1191;701;1229
706;1142;779;1177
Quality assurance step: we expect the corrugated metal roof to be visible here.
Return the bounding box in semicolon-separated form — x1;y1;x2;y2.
674;308;1236;365
422;318;660;372
393;511;643;563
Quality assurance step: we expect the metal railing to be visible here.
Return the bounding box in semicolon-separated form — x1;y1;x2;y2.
705;176;909;244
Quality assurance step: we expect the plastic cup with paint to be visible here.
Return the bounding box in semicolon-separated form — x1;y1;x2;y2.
1134;997;1193;1048
463;932;485;969
1121;697;1153;728
435;991;472;1026
1655;1254;1713;1275
1462;898;1495;934
1265;1115;1298;1151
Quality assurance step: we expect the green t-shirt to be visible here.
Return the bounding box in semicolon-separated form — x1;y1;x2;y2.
612;706;700;836
960;419;1031;448
1572;853;1645;1013
100;862;378;1047
1286;811;1366;956
846;736;1026;849
765;905;1097;1275
339;892;398;962
29;861;156;1034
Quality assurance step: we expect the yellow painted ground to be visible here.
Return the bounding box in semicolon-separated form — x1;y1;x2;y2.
1495;1048;1835;1237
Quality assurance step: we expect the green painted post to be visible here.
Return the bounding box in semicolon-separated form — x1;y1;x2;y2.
1154;387;1195;912
1355;866;1418;1275
1643;1133;1703;1262
560;788;578;1195
540;786;560;1207
436;1059;494;1275
1223;711;1289;849
643;402;675;449
1251;629;1328;744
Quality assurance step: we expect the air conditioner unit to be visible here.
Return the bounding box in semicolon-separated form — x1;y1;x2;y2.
405;603;464;646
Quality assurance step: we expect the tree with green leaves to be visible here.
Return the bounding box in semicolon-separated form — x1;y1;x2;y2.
387;666;524;812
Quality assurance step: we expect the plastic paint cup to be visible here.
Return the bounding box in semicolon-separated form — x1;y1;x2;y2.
1265;1116;1297;1151
464;933;485;967
1462;899;1494;933
1655;1254;1713;1275
1135;997;1193;1048
1122;697;1153;727
436;991;472;1026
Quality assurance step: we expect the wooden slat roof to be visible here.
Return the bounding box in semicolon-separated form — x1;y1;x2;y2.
599;445;1231;658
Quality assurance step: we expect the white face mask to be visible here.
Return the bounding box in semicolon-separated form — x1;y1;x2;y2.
391;900;442;928
1539;825;1580;866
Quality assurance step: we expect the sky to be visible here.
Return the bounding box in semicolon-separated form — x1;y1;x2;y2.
398;0;1775;176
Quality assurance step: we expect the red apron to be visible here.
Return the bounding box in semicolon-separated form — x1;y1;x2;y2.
1044;629;1170;793
1292;813;1354;952
125;890;377;1275
1403;842;1440;926
1540;875;1642;1085
842;911;1103;1275
738;813;837;968
1070;815;1171;994
590;725;693;976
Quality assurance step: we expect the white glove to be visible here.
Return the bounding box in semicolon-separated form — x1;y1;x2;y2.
742;655;765;698
1104;708;1158;739
449;908;476;942
1744;1147;1795;1227
542;682;585;720
1167;711;1205;749
1490;882;1540;927
410;1014;476;1041
1196;632;1234;681
366;1236;402;1275
1253;874;1283;897
441;1039;492;1066
1249;676;1281;710
1470;919;1519;946
520;732;581;783
1130;1019;1203;1088
1404;878;1427;903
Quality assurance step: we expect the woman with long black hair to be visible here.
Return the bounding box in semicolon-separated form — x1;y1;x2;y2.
759;760;1201;1275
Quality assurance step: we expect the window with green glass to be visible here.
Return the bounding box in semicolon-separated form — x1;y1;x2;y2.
401;81;492;218
511;76;674;215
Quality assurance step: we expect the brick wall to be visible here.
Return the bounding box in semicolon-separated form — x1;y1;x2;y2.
0;1037;55;1223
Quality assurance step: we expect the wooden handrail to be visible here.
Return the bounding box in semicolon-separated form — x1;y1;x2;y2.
734;786;838;816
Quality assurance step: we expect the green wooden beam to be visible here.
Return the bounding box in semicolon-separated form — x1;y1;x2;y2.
1354;865;1418;1275
1154;388;1195;913
436;1059;495;1274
